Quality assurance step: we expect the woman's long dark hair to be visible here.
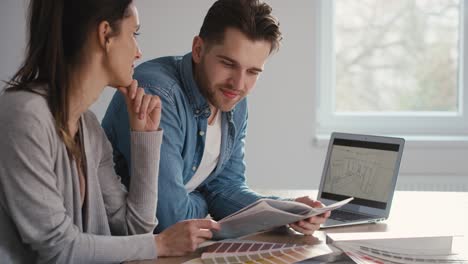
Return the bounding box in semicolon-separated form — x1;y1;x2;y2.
6;0;132;156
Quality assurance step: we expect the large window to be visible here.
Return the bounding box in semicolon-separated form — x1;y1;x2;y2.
315;0;468;137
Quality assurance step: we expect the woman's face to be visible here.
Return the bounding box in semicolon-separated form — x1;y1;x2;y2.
106;3;142;88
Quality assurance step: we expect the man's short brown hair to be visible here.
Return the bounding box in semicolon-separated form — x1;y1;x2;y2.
199;0;282;53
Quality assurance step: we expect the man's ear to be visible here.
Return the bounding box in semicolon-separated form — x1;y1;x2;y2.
98;21;113;53
192;36;204;64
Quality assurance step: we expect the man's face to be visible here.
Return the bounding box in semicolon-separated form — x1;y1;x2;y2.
193;28;272;112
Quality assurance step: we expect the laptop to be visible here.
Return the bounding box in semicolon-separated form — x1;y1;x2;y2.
317;132;405;228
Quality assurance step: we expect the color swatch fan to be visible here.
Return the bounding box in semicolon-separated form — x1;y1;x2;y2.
195;240;332;264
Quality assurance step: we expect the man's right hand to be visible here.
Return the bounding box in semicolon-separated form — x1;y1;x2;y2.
154;219;221;257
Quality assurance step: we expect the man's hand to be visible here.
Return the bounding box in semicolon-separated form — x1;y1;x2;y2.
154;219;221;257
118;79;162;132
289;196;330;235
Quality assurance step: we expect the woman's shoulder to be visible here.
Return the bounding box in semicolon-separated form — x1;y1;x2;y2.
0;88;59;155
0;88;54;128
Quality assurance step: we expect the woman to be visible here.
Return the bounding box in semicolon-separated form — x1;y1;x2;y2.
0;0;219;263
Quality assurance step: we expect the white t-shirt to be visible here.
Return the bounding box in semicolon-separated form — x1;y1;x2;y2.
185;111;222;193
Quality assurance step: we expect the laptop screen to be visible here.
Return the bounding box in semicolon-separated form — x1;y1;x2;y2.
321;138;401;210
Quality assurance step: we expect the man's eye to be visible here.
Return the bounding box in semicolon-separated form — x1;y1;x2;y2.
133;32;140;37
222;60;233;67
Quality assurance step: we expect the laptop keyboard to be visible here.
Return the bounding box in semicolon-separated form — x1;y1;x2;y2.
329;210;372;222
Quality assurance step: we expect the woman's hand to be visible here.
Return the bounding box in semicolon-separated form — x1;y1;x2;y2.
154;219;221;257
118;80;161;132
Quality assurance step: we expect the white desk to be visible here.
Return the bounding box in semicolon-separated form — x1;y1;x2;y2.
129;190;468;263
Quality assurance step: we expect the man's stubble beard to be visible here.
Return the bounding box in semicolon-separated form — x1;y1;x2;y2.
195;58;244;112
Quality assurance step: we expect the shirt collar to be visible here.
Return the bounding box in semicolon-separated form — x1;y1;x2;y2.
180;52;211;118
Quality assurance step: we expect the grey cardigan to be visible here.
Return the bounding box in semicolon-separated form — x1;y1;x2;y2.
0;89;162;263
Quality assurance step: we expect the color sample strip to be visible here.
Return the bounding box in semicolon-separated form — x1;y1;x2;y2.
205;243;222;253
238;243;253;252
272;244;283;249
217;242;232;253
206;241;282;255
228;243;242;252
200;240;330;264
260;244;273;251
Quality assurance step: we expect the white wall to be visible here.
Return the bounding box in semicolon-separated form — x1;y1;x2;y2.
1;0;467;190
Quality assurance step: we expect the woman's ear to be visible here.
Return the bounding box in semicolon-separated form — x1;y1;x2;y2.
98;21;113;53
192;36;205;64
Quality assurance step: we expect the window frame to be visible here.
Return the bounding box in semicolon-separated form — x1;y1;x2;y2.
314;0;468;137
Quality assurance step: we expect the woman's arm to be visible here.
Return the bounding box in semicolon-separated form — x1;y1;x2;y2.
97;125;163;235
0;106;157;263
97;81;163;235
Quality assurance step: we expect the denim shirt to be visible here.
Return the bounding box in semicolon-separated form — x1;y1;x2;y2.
102;53;278;232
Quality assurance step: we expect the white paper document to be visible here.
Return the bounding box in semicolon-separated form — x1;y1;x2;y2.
212;197;353;240
337;243;468;264
326;232;455;255
327;232;468;264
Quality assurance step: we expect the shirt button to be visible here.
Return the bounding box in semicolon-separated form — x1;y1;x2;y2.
192;166;197;171
195;110;200;114
199;131;205;136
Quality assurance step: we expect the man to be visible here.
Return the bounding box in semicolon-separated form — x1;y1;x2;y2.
102;0;329;235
